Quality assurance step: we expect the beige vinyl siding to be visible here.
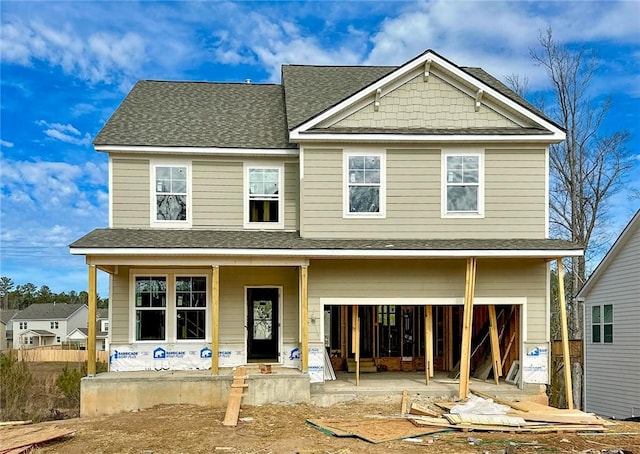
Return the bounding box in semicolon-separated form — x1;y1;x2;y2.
584;224;640;419
192;160;243;228
110;266;131;343
306;258;547;344
328;73;533;130
284;162;299;230
111;158;150;228
301;146;547;239
111;154;299;230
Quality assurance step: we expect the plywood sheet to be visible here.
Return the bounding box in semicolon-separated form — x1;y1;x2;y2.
0;425;74;453
307;418;446;443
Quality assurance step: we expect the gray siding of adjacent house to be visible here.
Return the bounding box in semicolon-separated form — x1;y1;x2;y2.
110;266;299;354
301;146;547;239
583;225;640;419
112;155;299;230
306;258;548;345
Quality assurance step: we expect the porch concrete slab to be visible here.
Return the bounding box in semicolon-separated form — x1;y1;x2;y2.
312;371;547;407
81;367;310;417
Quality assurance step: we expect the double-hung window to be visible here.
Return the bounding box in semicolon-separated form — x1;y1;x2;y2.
151;162;190;226
344;152;386;217
245;164;283;228
135;276;167;341
591;304;613;343
442;152;483;217
176;276;207;340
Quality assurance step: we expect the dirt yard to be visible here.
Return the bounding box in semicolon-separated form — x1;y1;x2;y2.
8;395;638;454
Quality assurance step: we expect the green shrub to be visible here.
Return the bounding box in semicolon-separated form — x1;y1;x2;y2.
56;363;85;407
0;352;33;421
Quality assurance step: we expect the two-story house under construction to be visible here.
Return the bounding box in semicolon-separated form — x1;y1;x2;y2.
70;50;582;416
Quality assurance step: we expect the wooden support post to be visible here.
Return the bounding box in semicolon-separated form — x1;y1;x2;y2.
352;305;360;386
488;305;503;385
425;305;433;385
301;265;309;373
557;258;574;410
459;257;477;399
87;265;97;376
211;265;220;374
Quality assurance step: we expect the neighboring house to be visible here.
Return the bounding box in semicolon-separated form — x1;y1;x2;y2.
12;304;88;349
577;210;640;419
70;50;581;397
67;309;110;351
0;309;19;351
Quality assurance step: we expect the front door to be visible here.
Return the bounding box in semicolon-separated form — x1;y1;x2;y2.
247;287;279;361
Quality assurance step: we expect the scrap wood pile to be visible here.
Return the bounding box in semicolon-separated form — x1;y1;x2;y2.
0;421;74;454
409;391;615;434
307;391;615;444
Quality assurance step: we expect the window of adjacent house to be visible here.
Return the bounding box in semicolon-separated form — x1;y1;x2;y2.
443;153;483;216
245;165;283;228
135;276;167;341
56;336;60;343
592;304;613;343
20;322;27;329
153;165;188;223
344;152;386;217
175;276;207;340
50;321;58;329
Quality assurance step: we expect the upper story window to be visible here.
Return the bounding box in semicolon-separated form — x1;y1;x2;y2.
19;322;27;329
151;161;191;227
344;151;386;217
50;321;59;329
442;151;484;217
592;304;613;344
245;164;284;229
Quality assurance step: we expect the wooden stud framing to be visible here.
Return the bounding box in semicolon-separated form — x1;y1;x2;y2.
87;265;97;376
301;265;309;373
352;305;360;386
459;257;477;398
425;305;433;385
557;258;574;410
488;305;503;385
211;265;220;374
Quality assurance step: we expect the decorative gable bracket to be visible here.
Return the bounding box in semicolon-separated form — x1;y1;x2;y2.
374;88;382;112
423;59;432;82
475;89;484;112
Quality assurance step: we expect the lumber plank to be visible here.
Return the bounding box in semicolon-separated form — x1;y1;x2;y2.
222;366;247;427
469;389;530;412
409;403;441;417
400;390;409;415
0;426;74;453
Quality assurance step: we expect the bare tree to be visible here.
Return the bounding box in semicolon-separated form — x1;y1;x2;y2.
532;29;632;328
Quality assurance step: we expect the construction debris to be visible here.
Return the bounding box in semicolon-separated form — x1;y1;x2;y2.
0;425;74;453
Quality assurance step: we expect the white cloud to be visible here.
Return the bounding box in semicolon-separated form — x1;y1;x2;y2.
1;140;14;148
36;121;93;146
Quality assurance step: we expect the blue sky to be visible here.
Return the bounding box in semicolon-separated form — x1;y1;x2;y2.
1;0;639;297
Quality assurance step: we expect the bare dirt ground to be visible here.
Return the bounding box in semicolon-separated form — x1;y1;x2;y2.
18;395;640;454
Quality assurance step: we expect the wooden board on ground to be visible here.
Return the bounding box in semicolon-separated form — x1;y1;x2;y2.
306;418;447;443
444;413;528;427
0;425;75;453
222;366;247;427
410;416;607;433
409;403;441;417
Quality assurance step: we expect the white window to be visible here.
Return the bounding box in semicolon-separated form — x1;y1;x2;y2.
151;162;191;227
134;276;167;341
442;152;484;217
175;276;207;340
56;336;61;343
132;274;208;343
592;304;613;344
50;321;59;329
344;152;386;217
244;164;284;228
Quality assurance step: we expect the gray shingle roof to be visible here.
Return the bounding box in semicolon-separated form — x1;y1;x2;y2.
70;228;580;253
14;303;86;321
281;65;396;129
72;327;108;338
94;81;293;149
0;309;18;324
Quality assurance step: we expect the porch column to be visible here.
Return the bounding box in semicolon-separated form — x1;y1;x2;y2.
459;257;477;398
300;265;309;373
556;258;574;409
87;265;97;376
211;265;220;374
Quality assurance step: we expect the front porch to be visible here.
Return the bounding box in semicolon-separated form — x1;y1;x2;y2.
80;365;546;417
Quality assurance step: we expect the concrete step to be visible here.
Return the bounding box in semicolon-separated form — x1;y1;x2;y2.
346;358;377;373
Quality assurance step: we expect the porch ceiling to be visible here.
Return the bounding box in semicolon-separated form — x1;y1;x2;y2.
70;228;582;259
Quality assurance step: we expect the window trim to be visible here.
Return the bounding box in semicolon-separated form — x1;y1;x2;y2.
591;304;614;344
130;272;210;344
343;150;386;218
149;160;192;228
243;162;285;229
441;150;484;218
